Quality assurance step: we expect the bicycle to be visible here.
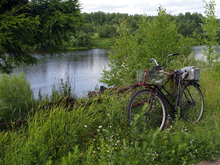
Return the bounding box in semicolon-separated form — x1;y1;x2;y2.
127;53;204;132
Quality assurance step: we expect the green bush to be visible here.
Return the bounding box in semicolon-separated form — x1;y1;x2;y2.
0;71;33;121
100;7;194;87
49;79;71;102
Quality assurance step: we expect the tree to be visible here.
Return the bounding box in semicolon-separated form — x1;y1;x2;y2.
0;0;40;73
73;30;92;48
138;6;193;66
200;0;219;68
98;25;117;38
0;0;83;74
100;20;139;86
100;6;194;87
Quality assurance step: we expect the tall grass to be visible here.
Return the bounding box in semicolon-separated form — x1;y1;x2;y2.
0;56;220;164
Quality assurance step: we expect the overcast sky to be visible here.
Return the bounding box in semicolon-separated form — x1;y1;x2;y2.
79;0;220;17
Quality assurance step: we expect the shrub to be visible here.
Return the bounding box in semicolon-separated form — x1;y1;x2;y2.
0;71;33;120
100;6;194;87
50;78;71;101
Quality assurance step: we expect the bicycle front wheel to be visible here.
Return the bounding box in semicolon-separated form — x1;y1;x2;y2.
127;89;167;132
180;82;204;123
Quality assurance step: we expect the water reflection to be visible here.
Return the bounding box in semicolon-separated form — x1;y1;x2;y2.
14;49;110;98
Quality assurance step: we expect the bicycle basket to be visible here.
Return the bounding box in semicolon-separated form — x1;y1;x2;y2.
136;66;166;86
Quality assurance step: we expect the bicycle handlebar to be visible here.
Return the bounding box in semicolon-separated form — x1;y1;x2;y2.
164;53;179;69
149;59;159;66
149;52;179;69
172;53;179;56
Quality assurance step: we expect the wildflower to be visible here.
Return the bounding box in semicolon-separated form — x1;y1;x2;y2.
110;126;112;128
97;129;100;132
93;151;95;154
99;126;102;128
107;150;109;153
84;125;87;128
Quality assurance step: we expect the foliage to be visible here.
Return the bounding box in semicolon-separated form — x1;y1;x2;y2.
100;7;194;87
176;12;203;37
30;0;83;52
0;1;40;74
0;71;33;121
0;0;83;74
100;20;139;87
73;30;93;48
138;7;194;65
98;25;117;38
200;0;220;68
81;11;206;40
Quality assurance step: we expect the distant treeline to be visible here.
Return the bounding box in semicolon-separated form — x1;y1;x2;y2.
68;11;219;48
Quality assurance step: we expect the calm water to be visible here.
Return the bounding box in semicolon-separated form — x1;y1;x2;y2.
13;47;215;98
14;49;110;98
193;45;220;60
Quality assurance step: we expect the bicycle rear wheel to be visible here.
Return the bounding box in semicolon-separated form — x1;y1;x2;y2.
127;89;167;132
180;82;204;123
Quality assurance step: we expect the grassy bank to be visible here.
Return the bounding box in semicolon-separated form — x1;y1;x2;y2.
91;33;114;49
0;58;220;164
66;33;114;50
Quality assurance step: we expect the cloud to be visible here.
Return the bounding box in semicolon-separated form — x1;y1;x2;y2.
80;0;220;17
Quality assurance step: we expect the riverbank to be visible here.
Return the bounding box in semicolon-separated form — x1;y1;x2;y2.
66;33;114;50
1;56;220;164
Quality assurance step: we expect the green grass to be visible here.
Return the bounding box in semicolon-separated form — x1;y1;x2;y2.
0;59;220;164
91;33;114;49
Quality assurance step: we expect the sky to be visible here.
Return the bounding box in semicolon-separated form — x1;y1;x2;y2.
79;0;220;17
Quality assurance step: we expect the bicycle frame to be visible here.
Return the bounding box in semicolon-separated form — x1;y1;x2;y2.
137;74;197;116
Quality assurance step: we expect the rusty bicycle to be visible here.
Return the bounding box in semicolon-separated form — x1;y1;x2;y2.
127;53;204;132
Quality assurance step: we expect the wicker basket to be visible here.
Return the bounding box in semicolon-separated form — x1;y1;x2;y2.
136;66;166;86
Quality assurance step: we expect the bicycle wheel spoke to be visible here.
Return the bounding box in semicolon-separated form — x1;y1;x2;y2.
180;83;204;123
127;90;167;132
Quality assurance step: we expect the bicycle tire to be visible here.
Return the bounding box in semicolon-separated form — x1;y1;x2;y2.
180;82;204;123
127;89;167;132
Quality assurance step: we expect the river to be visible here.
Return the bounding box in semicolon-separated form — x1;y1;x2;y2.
13;46;218;98
13;49;110;98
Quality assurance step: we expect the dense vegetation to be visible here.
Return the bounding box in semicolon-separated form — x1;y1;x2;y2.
69;10;220;49
0;0;82;74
